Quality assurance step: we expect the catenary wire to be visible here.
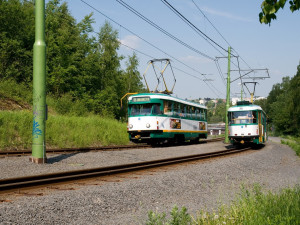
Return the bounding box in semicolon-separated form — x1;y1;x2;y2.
80;0;207;77
191;0;256;82
114;0;224;97
80;0;223;97
161;0;229;56
115;0;215;61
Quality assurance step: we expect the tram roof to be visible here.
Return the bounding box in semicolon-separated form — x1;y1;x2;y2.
128;93;207;109
228;104;263;112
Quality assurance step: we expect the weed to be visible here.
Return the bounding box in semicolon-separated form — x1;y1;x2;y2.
144;185;300;225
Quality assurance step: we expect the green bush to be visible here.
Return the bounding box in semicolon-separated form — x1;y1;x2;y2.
47;93;89;116
147;206;192;225
0;79;32;103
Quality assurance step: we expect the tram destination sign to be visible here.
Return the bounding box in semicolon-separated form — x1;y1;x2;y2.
132;97;150;102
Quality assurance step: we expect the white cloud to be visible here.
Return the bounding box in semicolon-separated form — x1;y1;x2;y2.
201;7;253;22
119;35;141;49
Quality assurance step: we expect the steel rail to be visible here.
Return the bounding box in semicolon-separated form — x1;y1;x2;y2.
0;144;150;156
0;144;247;192
0;138;225;157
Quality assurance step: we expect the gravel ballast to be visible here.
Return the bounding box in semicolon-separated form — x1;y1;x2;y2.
0;137;300;224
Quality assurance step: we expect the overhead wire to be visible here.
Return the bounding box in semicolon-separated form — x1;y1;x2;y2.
120;42;221;97
121;42;201;81
121;42;222;97
115;0;215;61
191;0;256;84
191;0;232;48
236;56;247;97
80;0;207;77
159;0;241;97
214;59;226;87
161;0;228;57
93;30;223;97
80;0;223;97
114;0;223;97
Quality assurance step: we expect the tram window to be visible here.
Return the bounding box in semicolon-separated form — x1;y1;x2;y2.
130;104;151;116
195;109;199;119
179;104;185;117
200;109;204;120
252;111;257;123
186;106;190;118
173;103;179;116
152;104;162;115
230;111;257;124
191;107;195;119
164;101;172;115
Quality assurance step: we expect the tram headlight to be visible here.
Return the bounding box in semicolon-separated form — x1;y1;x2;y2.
129;124;133;129
146;123;151;128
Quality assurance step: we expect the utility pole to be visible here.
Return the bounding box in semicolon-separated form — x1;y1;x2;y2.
30;0;47;163
241;84;243;101
225;47;231;144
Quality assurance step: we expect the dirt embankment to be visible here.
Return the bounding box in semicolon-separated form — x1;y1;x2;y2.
0;93;31;111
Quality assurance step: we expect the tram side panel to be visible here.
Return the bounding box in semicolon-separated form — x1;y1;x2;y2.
128;116;207;143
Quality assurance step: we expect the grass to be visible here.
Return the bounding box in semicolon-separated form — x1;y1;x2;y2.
0;79;130;150
281;136;300;156
0;110;129;150
145;185;300;225
0;110;32;149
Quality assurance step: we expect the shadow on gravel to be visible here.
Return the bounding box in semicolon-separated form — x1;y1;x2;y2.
225;143;265;150
47;153;79;164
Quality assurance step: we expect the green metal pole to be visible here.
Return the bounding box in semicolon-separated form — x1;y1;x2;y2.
30;0;47;163
225;47;231;144
241;85;243;101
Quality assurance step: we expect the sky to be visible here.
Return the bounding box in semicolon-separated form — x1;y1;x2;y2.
59;0;300;100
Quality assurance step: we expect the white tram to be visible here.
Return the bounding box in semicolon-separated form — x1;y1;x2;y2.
127;93;208;144
228;101;267;145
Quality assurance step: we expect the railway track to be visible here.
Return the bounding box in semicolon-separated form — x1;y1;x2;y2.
0;137;225;157
0;144;150;157
0;143;250;193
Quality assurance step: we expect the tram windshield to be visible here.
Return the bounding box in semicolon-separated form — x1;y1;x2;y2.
229;111;257;124
130;104;162;116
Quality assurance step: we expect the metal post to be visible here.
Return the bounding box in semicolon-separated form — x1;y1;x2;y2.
225;47;231;144
241;85;243;101
30;0;47;163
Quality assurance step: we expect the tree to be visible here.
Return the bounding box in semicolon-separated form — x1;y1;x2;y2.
265;66;300;136
259;0;300;25
123;53;144;93
119;52;145;119
45;0;83;96
0;1;146;119
90;21;124;117
289;64;300;134
0;0;34;83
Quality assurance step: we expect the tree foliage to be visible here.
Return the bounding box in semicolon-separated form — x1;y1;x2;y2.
0;0;145;119
259;0;300;25
207;100;226;123
255;64;300;136
0;0;34;83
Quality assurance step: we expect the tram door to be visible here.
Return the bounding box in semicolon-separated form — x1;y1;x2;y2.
258;111;262;143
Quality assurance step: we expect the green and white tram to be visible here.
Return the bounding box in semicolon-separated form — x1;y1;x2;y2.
228;101;267;145
127;93;208;144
